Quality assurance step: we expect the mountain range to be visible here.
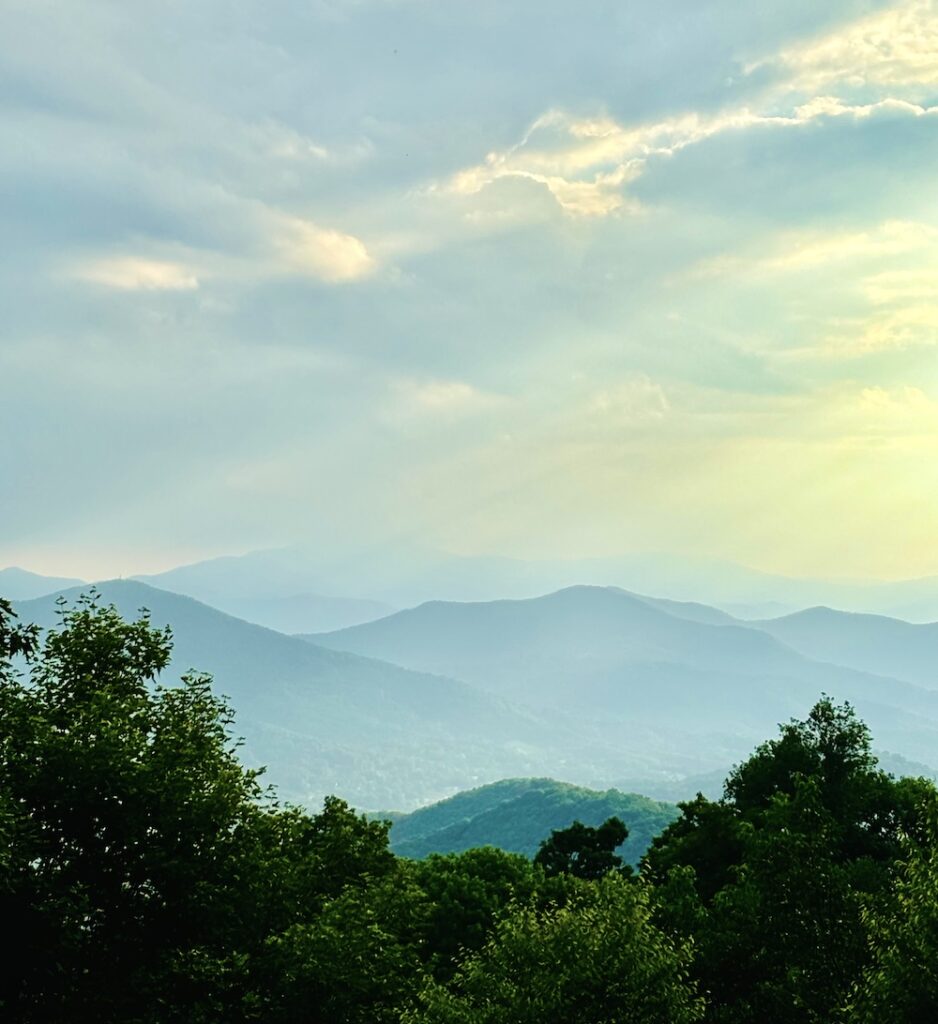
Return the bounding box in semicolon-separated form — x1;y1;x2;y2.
134;554;395;633
8;570;938;816
124;546;938;622
309;586;938;769
0;567;86;600
12;581;577;810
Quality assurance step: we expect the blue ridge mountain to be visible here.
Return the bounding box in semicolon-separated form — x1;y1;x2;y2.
308;585;938;769
121;545;938;620
134;555;394;634
0;567;86;600
12;581;938;815
754;606;938;690
12;582;585;811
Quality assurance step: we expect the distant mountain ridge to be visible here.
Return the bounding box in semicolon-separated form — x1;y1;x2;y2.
15;544;938;624
380;778;678;867
115;545;938;621
308;585;938;770
754;606;938;690
0;567;85;600
12;581;576;811
10;576;938;818
134;556;395;634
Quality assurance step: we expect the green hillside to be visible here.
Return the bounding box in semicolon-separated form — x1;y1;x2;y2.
383;778;678;866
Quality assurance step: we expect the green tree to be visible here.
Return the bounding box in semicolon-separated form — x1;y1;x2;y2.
0;593;404;1022
644;698;932;1024
255;867;429;1024
846;795;938;1023
404;874;704;1024
534;815;630;880
410;847;537;979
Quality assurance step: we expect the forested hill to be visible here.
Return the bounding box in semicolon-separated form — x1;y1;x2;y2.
381;778;678;866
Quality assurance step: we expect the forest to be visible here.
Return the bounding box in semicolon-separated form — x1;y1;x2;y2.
2;593;937;1023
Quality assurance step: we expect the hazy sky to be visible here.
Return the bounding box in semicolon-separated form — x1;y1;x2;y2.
3;0;938;581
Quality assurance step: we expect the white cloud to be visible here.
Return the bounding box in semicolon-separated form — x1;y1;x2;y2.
862;267;938;304
858;384;933;413
276;217;375;282
686;218;938;355
766;0;938;91
74;257;199;291
440;94;936;219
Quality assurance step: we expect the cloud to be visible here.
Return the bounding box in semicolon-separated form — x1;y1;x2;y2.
765;0;938;92
862;267;938;304
684;219;938;356
439;94;937;219
858;383;934;414
276;217;375;282
72;257;199;291
7;0;938;580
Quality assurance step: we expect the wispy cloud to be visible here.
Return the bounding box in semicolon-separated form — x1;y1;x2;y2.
72;257;200;291
440;95;937;219
685;219;938;356
7;0;938;578
827;304;938;353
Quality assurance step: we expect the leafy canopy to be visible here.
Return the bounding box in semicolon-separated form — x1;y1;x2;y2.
534;815;630;880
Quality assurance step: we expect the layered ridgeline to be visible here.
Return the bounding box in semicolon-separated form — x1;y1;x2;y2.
309;585;938;776
0;567;85;600
380;778;677;866
120;544;938;621
754;606;938;690
135;553;395;634
13;580;938;814
12;582;581;811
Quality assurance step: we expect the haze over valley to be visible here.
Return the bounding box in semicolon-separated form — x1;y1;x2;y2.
7;551;938;815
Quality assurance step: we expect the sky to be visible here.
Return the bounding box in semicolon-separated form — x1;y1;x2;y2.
3;0;938;581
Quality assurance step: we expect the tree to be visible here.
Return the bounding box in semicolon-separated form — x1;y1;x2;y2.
0;597;38;664
846;795;938;1023
410;847;537;979
255;867;429;1024
534;815;630;880
404;874;704;1024
0;593;404;1022
643;698;933;1024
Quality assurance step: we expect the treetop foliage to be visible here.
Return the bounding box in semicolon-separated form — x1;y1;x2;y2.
533;815;630;880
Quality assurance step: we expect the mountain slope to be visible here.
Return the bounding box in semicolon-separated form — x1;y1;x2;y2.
135;554;395;633
308;585;938;766
13;582;571;811
754;607;938;691
382;778;678;867
0;567;85;600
